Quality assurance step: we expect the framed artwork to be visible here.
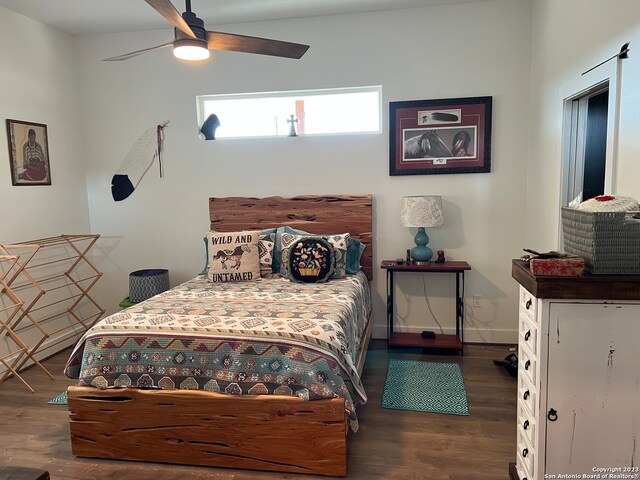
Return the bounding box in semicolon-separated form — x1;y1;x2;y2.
389;96;492;176
6;119;51;186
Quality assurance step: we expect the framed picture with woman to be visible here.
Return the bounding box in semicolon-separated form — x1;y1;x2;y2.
6;119;52;186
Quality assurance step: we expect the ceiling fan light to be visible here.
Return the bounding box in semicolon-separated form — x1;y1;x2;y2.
173;39;210;61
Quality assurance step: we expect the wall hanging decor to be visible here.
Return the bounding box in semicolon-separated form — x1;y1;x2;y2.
6;119;51;186
389;96;492;176
111;121;169;201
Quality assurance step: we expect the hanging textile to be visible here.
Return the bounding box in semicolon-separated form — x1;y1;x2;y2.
111;121;169;201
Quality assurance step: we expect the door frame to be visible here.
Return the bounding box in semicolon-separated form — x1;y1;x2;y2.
558;58;622;248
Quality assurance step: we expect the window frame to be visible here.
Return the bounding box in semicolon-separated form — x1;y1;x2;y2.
196;85;383;139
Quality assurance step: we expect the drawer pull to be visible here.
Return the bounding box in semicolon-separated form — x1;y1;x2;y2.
523;419;529;430
525;360;531;370
523;390;530;400
548;408;558;421
522;448;529;458
525;299;532;310
524;330;531;341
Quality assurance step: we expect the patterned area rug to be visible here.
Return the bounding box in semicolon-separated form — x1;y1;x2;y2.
48;391;67;405
382;359;469;415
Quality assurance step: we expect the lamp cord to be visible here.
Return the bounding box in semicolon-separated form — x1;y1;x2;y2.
421;274;445;335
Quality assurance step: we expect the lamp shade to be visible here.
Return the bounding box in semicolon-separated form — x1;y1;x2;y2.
400;195;444;228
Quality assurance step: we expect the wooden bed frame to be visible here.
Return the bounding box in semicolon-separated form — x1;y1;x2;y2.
68;194;373;477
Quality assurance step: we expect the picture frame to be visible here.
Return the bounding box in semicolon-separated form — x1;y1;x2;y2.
6;119;51;186
389;96;492;176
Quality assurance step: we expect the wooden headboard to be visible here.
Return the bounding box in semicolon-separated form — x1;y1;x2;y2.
209;194;373;280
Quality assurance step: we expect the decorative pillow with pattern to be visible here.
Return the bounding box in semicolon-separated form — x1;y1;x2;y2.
279;232;350;278
207;230;261;282
287;237;335;283
201;228;276;277
274;226;364;275
258;232;276;277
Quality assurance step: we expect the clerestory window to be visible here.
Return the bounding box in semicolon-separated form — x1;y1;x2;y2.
196;85;382;139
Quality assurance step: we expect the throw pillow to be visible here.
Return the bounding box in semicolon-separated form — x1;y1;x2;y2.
258;231;276;277
273;226;307;273
287;237;335;283
279;231;349;278
274;226;364;275
346;238;366;274
207;230;260;282
201;228;276;277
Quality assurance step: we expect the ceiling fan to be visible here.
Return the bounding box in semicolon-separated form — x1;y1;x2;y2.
104;0;310;62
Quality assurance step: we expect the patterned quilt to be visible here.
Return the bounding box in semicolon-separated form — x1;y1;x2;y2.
64;272;370;431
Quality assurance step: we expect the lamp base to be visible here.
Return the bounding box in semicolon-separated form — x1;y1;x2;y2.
412;260;431;265
410;228;434;263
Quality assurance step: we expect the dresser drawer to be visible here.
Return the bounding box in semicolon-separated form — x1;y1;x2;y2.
519;314;538;356
519;345;537;386
517;401;536;448
518;372;537;418
516;429;535;480
519;286;537;321
516;462;533;480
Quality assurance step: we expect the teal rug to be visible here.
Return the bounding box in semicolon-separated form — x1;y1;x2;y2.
48;390;67;405
382;359;469;415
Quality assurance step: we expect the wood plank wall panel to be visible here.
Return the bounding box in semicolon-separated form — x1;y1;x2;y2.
209;195;373;280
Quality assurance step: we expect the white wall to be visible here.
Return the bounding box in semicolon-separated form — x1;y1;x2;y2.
75;0;532;344
0;6;91;374
0;7;90;238
527;0;640;249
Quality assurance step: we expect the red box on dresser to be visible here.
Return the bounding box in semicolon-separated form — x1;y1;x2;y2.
529;257;585;277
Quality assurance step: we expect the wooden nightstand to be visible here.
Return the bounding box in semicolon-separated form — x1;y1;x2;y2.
380;260;471;355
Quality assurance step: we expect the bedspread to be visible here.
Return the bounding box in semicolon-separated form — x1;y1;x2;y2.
64;272;370;430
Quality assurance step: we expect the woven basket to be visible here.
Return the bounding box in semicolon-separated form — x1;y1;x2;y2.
561;207;640;274
129;269;170;302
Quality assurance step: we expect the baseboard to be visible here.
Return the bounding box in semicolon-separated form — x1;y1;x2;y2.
372;324;517;344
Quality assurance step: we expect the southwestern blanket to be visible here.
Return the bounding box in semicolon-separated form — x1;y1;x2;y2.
64;272;370;430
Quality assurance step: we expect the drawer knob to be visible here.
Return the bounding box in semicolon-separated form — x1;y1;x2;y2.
523;419;530;430
524;330;531;341
523;390;530;400
548;408;558;421
525;299;532;310
525;360;531;370
522;447;529;458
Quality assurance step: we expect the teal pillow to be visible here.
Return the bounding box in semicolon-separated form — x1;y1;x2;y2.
201;227;277;276
199;235;209;275
346;238;366;274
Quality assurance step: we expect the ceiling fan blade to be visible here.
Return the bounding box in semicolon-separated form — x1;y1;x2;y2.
103;42;173;61
207;31;309;59
145;0;196;39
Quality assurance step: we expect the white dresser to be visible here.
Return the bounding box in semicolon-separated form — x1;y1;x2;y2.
510;260;640;480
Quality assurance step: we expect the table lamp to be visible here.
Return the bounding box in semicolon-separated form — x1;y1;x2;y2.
401;195;444;264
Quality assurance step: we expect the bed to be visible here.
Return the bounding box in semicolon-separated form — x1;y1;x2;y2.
65;194;373;477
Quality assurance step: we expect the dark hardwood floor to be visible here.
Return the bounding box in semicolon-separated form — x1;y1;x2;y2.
0;340;517;479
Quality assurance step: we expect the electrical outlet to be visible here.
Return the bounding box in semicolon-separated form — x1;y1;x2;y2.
472;295;481;308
